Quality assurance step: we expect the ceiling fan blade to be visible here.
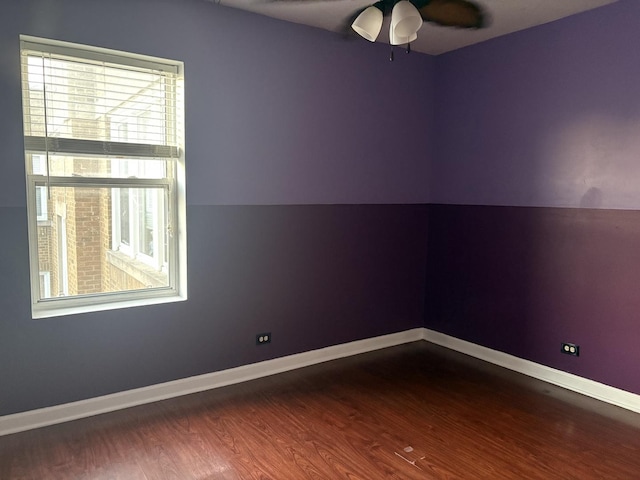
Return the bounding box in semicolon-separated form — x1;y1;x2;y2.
418;0;486;29
251;0;488;37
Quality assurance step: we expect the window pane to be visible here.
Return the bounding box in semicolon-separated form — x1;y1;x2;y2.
35;185;169;301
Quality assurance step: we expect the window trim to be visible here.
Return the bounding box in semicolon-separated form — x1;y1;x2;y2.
21;35;187;319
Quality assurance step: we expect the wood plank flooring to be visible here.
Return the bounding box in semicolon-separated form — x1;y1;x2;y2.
2;341;640;479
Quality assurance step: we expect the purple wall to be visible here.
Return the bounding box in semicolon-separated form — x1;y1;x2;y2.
2;0;640;417
426;205;640;394
0;0;432;416
426;0;640;396
432;0;640;210
0;0;435;208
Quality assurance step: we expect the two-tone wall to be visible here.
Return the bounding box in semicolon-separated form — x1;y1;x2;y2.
0;0;433;416
427;0;640;395
2;0;639;419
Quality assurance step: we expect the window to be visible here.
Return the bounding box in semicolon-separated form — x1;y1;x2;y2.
39;272;51;298
33;155;49;222
21;36;186;318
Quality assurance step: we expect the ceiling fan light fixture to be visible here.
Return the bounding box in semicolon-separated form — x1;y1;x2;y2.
391;0;423;38
389;21;417;46
351;6;384;42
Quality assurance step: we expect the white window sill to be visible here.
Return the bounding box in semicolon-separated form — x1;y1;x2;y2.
32;292;187;319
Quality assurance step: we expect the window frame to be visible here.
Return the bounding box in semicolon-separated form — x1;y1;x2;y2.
21;35;187;319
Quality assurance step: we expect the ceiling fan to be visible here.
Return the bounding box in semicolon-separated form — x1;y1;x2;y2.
348;0;487;59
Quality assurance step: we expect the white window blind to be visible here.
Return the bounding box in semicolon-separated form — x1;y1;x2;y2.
21;39;179;160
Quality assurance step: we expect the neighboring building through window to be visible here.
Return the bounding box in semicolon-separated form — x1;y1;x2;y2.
21;36;187;318
39;272;51;298
33;155;49;222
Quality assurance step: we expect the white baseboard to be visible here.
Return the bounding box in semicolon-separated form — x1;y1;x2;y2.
0;328;424;437
2;327;639;437
421;328;640;414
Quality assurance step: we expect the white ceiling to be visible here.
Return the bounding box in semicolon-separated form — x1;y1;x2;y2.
213;0;617;55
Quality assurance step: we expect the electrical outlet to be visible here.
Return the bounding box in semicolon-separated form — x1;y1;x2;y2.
561;342;580;356
256;332;271;345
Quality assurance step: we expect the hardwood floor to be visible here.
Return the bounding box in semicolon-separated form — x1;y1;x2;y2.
2;341;640;479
